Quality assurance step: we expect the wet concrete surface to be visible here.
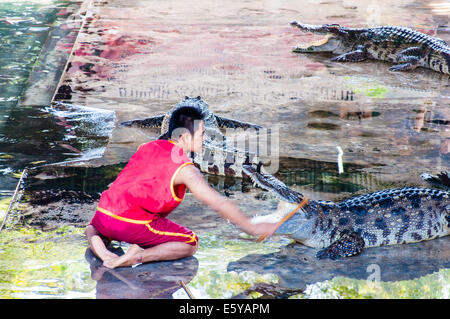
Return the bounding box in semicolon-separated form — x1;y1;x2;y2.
228;236;450;290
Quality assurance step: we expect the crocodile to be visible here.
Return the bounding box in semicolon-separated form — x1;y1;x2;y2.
244;165;450;260
120;96;267;177
290;21;450;74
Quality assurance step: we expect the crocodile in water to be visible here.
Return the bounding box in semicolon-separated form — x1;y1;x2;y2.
121;96;267;177
244;165;450;260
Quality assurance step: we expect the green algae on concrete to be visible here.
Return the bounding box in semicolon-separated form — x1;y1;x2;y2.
0;224;287;299
0;225;95;298
343;76;389;99
289;269;450;299
331;269;450;299
365;86;389;99
1;217;448;299
0;197;12;224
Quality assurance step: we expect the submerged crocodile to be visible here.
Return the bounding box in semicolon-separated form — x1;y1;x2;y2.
290;21;450;74
121;96;267;177
245;165;450;259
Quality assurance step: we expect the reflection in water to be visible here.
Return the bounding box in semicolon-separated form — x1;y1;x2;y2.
23;154;393;207
231;283;303;299
228;236;449;291
0;103;115;191
409;105;450;159
276;156;386;195
85;247;198;299
25;163;125;195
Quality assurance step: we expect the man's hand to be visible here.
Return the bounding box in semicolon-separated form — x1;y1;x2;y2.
242;222;278;238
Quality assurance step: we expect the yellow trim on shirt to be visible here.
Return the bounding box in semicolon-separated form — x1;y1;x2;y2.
145;223;197;243
137;143;146;151
97;207;153;224
170;162;193;202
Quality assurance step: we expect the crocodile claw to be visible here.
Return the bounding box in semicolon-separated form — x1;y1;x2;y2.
315;230;365;260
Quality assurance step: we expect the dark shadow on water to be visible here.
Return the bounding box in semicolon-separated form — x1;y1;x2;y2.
0;104;115;192
85;247;199;299
276;156;388;195
23;155;391;204
24;164;126;195
227;236;449;291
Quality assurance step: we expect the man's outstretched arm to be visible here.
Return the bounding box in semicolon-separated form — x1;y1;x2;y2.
174;164;278;237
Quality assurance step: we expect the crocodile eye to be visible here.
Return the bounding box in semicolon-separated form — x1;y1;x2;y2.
185;96;190;100
197;96;202;100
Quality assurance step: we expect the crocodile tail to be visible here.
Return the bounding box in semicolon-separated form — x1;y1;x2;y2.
158;131;170;140
120;115;165;128
421;171;450;189
242;164;305;203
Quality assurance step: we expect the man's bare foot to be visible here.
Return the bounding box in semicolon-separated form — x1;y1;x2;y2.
103;244;143;269
90;235;119;262
101;252;120;267
85;225;119;263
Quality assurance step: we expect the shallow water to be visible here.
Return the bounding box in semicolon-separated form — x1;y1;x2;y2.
0;0;449;299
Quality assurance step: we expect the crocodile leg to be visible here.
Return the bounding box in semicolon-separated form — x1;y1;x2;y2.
389;56;421;71
315;229;365;260
394;46;424;62
120;115;165;128
331;45;368;62
389;46;425;72
215;115;263;130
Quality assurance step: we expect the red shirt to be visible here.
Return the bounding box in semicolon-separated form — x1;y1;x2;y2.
97;140;193;221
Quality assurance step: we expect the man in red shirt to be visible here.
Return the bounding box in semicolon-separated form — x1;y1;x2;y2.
85;106;277;268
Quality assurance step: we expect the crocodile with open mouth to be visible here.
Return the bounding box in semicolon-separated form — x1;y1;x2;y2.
120;96;268;177
245;165;449;260
290;21;450;74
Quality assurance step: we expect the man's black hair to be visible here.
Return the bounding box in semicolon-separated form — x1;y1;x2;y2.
166;106;204;140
